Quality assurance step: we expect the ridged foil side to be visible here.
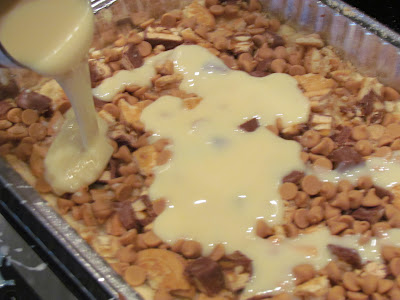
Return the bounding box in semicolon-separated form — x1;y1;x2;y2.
261;0;400;88
1;0;400;299
0;158;142;300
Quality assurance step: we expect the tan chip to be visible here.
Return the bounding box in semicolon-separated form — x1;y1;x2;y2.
133;145;158;176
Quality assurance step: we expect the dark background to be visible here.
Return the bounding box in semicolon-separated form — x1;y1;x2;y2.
343;0;400;33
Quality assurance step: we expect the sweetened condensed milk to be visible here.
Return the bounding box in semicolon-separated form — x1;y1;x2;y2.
0;0;113;194
95;45;400;297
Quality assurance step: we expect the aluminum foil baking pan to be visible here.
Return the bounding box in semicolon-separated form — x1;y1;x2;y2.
1;0;400;299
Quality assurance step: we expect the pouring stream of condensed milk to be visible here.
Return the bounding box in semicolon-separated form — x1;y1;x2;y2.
0;0;113;194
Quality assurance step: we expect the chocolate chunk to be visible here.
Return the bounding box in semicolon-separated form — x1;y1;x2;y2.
108;159;119;178
359;91;375;116
352;206;385;224
329;146;363;169
121;43;143;70
185;257;225;296
89;60;112;86
0;70;19;101
110;129;139;149
145;32;183;50
282;171;305;184
118;200;139;230
255;58;273;72
370;111;384;124
265;31;285;48
93;97;107;110
327;244;362;269
249;70;269;78
16;90;51;113
239;118;259;132
332;126;352;146
136;195;157;226
374;185;394;201
340;106;355;115
219;251;252;274
220;0;239;3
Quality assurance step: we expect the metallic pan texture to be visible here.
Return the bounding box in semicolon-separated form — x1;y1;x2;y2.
262;0;400;87
1;0;400;299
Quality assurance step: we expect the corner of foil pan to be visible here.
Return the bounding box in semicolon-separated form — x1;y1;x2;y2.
91;0;119;14
322;0;400;46
0;157;142;300
262;0;400;89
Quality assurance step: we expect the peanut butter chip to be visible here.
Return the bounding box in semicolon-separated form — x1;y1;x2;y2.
327;286;345;300
300;130;321;148
355;140;372;156
329;221;348;235
367;125;385;141
311;137;335;156
21;109;39;125
35;177;52;193
6;107;22;123
293;264;315;285
384;86;400;101
301;175;322;196
295;191;309;208
294;208;309;229
386;123;400;139
209;5;224;16
307;206;324;224
181;240;202;259
279;182;298;200
153;198;166;215
377;279;393;295
343;272;361;292
360;274;378;295
255;219;274;238
270;58;286;73
117;244;137;263
125;265;146;287
362;189;382;207
225;4;239;17
313;157;333;170
156;149;172;166
208;244;225;261
288;65;306;76
352;125;369;141
381;245;400;262
357;176;374;189
160;13;177;27
142;231;163;248
137;41;152;57
389;257;400;276
115;183;133;201
28;123;47;140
